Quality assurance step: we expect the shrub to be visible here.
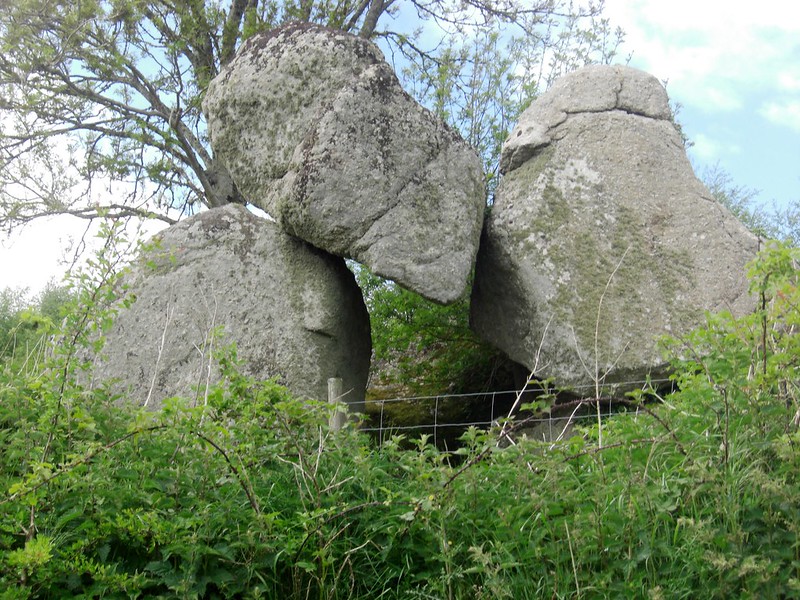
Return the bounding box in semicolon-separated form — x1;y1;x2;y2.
1;240;799;598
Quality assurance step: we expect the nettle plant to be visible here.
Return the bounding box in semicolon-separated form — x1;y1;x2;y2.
0;238;799;599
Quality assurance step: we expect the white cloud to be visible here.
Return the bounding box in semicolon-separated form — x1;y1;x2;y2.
0;204;170;294
778;71;800;92
604;0;800;112
0;217;89;292
689;133;721;162
685;86;743;113
760;100;800;133
689;132;741;163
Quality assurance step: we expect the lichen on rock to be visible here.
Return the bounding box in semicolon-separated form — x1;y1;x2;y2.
204;23;485;304
93;204;372;411
471;65;758;391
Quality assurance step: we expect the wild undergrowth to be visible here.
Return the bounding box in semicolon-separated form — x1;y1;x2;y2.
1;240;800;598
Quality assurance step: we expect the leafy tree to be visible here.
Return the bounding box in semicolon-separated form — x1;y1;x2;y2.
397;5;622;200
702;162;800;245
702;163;774;239
0;287;29;358
0;0;621;231
0;282;72;367
36;280;73;323
771;201;800;246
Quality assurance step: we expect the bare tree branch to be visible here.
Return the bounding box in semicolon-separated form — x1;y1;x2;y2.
221;0;253;65
359;0;394;39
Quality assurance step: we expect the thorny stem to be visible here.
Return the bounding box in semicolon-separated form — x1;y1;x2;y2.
192;431;261;514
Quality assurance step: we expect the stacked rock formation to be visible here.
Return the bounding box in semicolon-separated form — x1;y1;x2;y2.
203;22;486;305
95;23;486;409
470;65;759;390
94;24;761;410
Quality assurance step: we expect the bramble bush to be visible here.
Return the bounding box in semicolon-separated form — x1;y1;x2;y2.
1;238;800;598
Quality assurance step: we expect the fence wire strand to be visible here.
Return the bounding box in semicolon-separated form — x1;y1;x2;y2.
360;379;672;439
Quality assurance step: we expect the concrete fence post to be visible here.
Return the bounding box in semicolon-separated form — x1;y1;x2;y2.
327;377;346;432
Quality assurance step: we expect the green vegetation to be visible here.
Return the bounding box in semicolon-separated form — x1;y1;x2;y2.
356;266;511;396
355;265;517;448
0;283;72;372
2;232;800;598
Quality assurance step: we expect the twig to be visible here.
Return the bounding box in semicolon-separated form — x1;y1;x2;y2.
565;520;580;598
291;501;398;563
191;430;260;514
144;301;175;408
497;314;554;446
550;400;585;448
593;246;631;447
562;436;666;462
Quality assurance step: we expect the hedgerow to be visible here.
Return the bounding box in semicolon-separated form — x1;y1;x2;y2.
1;239;799;599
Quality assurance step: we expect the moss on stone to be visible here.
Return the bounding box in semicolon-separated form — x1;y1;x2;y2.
499;152;697;370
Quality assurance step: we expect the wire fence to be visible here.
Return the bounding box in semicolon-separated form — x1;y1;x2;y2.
360;378;673;448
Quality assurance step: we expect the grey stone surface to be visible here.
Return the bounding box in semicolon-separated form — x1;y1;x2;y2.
204;23;485;304
500;64;672;175
471;65;758;391
92;204;371;411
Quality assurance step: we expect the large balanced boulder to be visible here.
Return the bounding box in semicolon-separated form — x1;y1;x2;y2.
203;23;485;304
471;65;759;391
92;204;371;411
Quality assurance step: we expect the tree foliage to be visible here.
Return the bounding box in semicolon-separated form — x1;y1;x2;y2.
702;163;774;239
0;282;71;369
0;0;622;231
702;162;800;245
356;265;512;395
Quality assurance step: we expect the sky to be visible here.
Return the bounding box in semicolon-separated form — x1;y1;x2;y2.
603;0;800;207
1;0;799;296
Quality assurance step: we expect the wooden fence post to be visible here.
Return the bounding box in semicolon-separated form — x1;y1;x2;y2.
328;377;346;432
